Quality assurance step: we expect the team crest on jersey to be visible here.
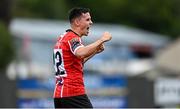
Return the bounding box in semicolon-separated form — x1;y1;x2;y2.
69;38;81;51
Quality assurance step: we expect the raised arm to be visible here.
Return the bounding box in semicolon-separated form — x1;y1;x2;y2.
74;32;112;59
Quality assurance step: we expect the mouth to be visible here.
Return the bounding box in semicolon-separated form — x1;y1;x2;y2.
85;26;90;36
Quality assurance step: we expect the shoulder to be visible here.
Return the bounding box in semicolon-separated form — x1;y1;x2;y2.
66;34;81;45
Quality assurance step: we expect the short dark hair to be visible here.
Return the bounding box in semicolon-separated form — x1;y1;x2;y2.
68;7;90;23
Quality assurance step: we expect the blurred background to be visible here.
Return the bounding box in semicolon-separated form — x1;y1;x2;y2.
0;0;180;108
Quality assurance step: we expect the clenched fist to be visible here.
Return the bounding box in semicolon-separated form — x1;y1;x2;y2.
100;32;112;42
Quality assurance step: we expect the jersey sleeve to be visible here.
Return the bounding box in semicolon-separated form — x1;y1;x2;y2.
68;36;84;55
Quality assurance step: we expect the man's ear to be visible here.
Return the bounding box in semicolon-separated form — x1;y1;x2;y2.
74;18;81;26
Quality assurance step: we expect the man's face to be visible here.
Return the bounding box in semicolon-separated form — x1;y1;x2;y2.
79;12;93;36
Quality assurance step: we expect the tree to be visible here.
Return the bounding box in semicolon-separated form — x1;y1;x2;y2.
14;0;69;19
65;0;180;38
0;22;14;70
0;0;13;26
0;0;14;71
0;0;16;107
13;0;180;38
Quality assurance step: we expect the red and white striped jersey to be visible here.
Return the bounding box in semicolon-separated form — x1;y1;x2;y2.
53;29;85;98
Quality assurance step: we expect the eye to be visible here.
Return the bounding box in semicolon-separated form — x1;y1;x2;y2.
87;18;92;22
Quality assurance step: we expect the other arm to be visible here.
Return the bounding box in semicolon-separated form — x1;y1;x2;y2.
75;32;111;59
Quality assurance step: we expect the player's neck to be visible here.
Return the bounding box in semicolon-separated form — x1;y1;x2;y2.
71;27;83;37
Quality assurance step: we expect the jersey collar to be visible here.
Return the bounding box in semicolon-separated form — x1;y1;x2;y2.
66;29;81;37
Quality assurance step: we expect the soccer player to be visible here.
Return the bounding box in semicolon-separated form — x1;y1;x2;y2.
53;7;112;108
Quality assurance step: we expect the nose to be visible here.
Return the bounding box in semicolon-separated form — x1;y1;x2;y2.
90;20;93;25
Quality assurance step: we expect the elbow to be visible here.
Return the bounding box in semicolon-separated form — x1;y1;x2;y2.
74;47;93;59
75;52;87;59
74;47;88;59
